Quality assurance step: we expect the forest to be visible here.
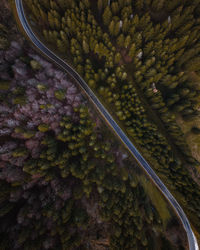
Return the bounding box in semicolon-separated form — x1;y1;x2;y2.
24;0;200;237
0;2;190;248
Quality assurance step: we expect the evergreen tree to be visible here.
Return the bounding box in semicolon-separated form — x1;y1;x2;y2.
109;20;115;36
151;0;165;11
135;0;144;11
128;43;136;58
82;40;89;54
48;11;55;29
185;57;200;71
103;6;112;26
114;21;120;36
114;52;121;64
111;2;119;15
122;18;130;34
117;34;125;47
124;35;131;48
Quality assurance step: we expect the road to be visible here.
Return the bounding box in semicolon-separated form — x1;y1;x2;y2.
15;0;199;249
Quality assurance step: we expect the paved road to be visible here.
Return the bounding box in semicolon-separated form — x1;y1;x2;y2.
15;0;199;249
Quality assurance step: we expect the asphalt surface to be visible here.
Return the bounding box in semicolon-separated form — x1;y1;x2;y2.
15;0;199;249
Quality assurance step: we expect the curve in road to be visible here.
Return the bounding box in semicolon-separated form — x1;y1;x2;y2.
15;0;199;249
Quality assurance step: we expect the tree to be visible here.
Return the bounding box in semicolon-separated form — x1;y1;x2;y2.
98;0;107;13
184;57;200;71
151;0;165;11
135;0;144;11
114;52;121;64
109;20;115;36
117;34;125;47
82;40;89;54
128;43;136;58
114;21;120;36
48;11;55;29
122;18;130;34
103;6;112;26
124;35;131;48
50;0;59;11
111;2;119;15
57;39;66;53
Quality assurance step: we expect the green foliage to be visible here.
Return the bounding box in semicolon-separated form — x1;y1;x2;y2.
54;89;66;100
30;60;41;70
103;6;112;26
37;83;48;91
38;124;49;132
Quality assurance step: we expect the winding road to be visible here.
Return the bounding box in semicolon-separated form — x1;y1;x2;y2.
15;0;199;249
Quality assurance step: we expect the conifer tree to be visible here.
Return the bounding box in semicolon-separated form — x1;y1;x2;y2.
114;52;121;64
82;0;90;8
82;40;89;54
122;18;130;34
109;20;115;36
103;6;112;26
135;0;144;11
114;21;120;36
117;34;125;47
151;0;165;11
39;8;47;23
48;11;55;29
98;0;108;13
57;39;66;53
41;0;50;9
185;57;200;71
128;43;136;58
111;2;119;15
50;0;59;11
124;35;131;49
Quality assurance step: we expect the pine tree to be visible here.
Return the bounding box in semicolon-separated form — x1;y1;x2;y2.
98;0;103;13
128;43;136;58
124;35;131;48
114;52;121;64
48;11;55;29
54;16;61;30
135;0;144;11
50;0;59;11
41;0;50;9
185;57;200;71
103;6;112;26
31;4;40;19
57;39;66;53
57;0;69;9
117;34;125;47
164;0;181;12
114;21;120;36
122;18;130;34
82;40;89;54
151;0;165;11
109;20;115;36
39;8;47;23
82;0;90;8
98;0;107;13
132;14;139;28
111;2;119;15
60;30;69;46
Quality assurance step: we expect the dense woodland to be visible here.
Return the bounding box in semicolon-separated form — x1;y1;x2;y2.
25;0;200;236
0;5;189;249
